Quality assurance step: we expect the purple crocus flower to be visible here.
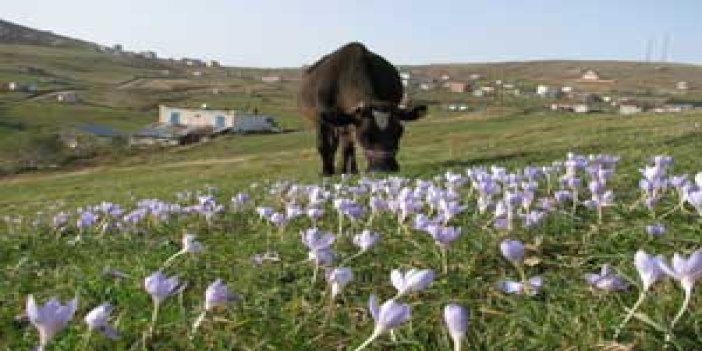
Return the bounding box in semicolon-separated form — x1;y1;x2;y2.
285;204;304;220
658;250;702;294
326;267;354;298
306;208;324;221
498;276;543;295
554;190;572;203
268;212;287;227
444;303;470;351
352;295;411;351
256;206;274;220
85;303;119;340
26;295;78;351
658;249;702;337
500;239;525;264
77;211;97;229
390;268;435;297
522;210;545;228
584;264;629;292
52;212;69;229
426;225;461;248
353;230;380;252
645;223;666;236
686;189;702;215
301;228;335;251
231;192;249;207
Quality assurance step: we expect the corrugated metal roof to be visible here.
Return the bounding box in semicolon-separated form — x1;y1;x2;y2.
74;123;123;137
133;123;213;139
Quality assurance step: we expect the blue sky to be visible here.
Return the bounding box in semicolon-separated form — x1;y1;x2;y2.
3;0;701;67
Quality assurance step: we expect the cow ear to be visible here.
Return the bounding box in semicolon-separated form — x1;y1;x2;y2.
397;105;428;121
322;112;357;126
354;103;371;117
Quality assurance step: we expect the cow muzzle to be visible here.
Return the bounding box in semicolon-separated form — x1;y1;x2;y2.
364;149;399;172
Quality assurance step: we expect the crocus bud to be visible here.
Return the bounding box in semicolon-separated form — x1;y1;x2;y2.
500;239;525;264
444;303;469;351
85;303;120;340
645;223;666;236
326;267;354;298
205;279;238;311
182;233;203;253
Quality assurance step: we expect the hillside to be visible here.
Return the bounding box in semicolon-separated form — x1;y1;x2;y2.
1;19;702;176
0;18;98;49
408;60;702;93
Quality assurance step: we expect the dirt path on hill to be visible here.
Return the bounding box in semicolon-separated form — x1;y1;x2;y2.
26;89;80;101
2;149;313;185
2;156;252;184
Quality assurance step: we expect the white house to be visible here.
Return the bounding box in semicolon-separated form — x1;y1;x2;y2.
159;105;279;133
676;81;689;90
160;105;237;130
261;76;282;83
8;82;17;91
581;69;600;81
573;104;590;113
57;92;79;103
620;104;642;115
536;85;562;98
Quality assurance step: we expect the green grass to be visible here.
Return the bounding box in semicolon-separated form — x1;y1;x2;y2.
1;110;702;350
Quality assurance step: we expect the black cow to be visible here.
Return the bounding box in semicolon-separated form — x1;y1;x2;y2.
298;42;427;175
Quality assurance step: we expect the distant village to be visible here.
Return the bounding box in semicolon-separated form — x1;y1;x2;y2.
1;42;699;155
57;105;281;151
398;68;697;115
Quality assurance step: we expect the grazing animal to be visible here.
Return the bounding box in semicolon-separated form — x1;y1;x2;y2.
298;42;427;175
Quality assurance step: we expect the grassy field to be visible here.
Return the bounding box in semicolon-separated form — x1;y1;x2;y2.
1;109;702;350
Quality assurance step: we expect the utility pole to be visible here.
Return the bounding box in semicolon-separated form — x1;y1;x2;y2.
661;34;671;62
644;37;654;63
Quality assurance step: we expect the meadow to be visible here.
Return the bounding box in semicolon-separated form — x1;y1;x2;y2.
1;108;702;350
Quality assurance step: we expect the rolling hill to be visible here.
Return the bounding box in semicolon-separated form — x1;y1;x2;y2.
1;18;702;175
0;18;99;49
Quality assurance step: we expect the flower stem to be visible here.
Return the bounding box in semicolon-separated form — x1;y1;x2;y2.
162;251;184;269
148;300;160;337
353;332;379;351
191;310;207;337
666;288;692;343
338;214;344;236
515;263;529;294
340;250;364;266
571;190;579;216
613;291;646;339
441;247;449;275
452;335;462;351
81;330;92;350
311;262;319;285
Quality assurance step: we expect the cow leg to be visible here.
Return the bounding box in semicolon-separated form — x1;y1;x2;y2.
316;121;338;176
338;127;358;174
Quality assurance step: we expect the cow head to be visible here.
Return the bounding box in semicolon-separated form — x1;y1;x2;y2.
323;103;427;172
